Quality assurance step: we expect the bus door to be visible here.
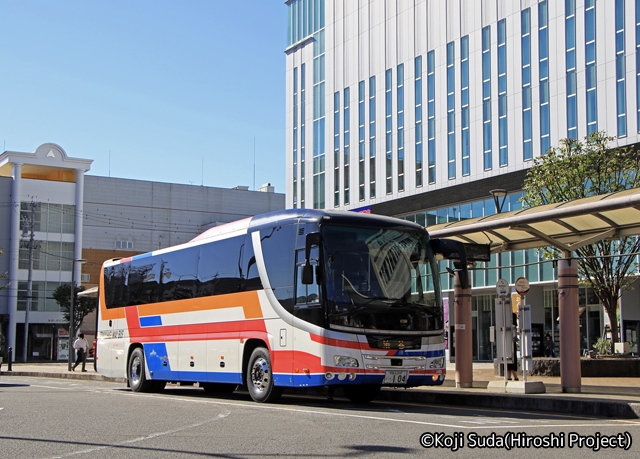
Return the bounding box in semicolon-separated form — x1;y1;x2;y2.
292;247;323;386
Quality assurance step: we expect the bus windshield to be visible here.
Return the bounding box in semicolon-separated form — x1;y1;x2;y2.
321;224;443;334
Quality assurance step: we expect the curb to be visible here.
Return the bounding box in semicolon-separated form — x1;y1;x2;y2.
375;388;640;419
1;371;126;383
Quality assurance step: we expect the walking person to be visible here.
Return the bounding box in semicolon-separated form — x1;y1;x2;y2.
72;333;88;372
544;334;555;357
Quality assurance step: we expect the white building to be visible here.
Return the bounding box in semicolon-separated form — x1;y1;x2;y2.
284;0;640;360
0;144;285;361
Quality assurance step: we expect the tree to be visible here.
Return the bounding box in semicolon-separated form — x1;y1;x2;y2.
522;131;640;343
0;247;8;291
52;284;97;337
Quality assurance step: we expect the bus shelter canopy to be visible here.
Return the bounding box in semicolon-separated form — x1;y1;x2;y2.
427;188;640;254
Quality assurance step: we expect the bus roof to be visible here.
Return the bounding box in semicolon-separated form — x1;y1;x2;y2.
104;209;425;268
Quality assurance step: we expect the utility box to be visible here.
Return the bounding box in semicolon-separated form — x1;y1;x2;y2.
614;342;630;354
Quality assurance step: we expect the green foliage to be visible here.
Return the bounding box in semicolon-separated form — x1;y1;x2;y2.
52;284;97;336
592;337;611;355
522;131;640;343
0;247;8;291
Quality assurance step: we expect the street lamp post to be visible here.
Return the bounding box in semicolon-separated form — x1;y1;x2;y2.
67;258;87;372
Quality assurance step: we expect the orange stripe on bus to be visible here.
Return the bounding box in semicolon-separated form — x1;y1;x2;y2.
99;278;263;321
136;291;263;319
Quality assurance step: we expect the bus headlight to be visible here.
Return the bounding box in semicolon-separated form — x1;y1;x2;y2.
333;355;359;367
429;357;445;369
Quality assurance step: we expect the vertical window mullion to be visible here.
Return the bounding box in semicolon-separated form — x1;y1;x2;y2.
482;26;492;170
343;87;350;205
447;41;456;179
333;91;340;207
415;56;424;187
427;51;436;184
565;0;578;139
539;1;550;155
616;0;627;137
397;64;405;191
498;19;508;167
522;9;533;161
461;36;470;175
385;69;393;194
369;76;376;198
358;80;365;201
585;0;597;134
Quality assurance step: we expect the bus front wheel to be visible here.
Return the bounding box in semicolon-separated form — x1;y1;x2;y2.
246;347;283;403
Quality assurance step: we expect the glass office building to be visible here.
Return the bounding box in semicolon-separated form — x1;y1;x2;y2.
285;0;640;360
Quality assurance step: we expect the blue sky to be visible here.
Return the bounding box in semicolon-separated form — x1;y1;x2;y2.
0;1;287;192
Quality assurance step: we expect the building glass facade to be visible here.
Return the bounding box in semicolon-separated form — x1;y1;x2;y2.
284;0;640;361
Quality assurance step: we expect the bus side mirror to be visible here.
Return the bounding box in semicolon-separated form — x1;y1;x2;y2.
302;232;322;285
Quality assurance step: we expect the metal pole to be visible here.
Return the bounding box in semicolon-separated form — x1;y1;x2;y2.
502;298;508;383
22;201;35;362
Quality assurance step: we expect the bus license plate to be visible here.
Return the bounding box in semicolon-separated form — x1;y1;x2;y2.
382;370;409;385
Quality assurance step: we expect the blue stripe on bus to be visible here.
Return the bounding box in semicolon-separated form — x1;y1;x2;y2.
139;316;162;327
144;343;171;373
131;252;154;261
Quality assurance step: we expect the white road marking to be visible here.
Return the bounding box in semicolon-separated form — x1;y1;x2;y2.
49;412;230;458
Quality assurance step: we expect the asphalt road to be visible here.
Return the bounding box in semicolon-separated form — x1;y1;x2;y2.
1;376;639;458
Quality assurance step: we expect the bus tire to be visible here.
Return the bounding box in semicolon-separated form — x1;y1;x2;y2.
128;347;154;393
344;385;381;403
201;383;237;394
246;347;283;403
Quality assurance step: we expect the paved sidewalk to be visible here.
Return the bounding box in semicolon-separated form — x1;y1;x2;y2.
2;361;640;418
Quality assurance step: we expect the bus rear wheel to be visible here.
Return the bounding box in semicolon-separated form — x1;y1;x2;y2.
344;385;381;403
246;347;283;403
128;347;154;393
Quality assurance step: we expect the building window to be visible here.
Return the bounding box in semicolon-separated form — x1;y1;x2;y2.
292;67;298;208
385;68;393;194
616;0;627;137
522;8;533;161
397;64;405;191
369;75;376;199
585;0;597;134
312;29;326;209
115;240;133;250
287;0;325;47
636;0;640;133
358;80;366;201
498;19;508;167
415;56;424;187
334;91;340;207
446;41;456;179
565;0;577;139
20;202;75;234
482;26;492;170
19;240;73;272
539;1;550;155
300;63;306;207
461;36;470;175
427;51;436;184
18;281;63;312
343;87;351;205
